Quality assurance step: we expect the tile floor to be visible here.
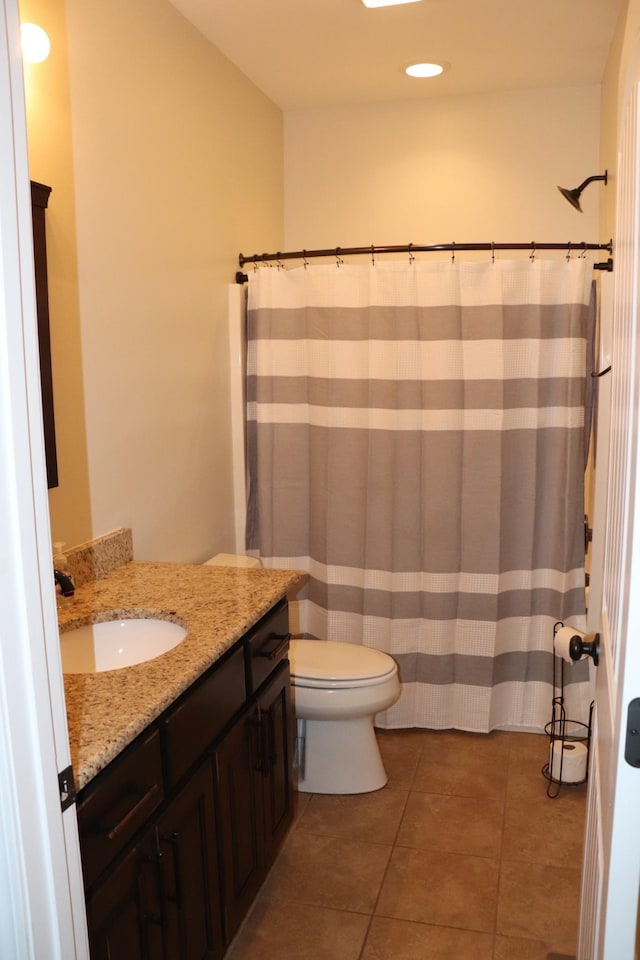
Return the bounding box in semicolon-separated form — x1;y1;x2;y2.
227;729;586;960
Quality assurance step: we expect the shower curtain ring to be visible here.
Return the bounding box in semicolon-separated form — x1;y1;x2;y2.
371;245;375;266
580;243;587;259
408;243;415;265
336;247;343;268
530;242;536;262
451;242;455;263
303;250;309;269
566;242;571;262
276;253;283;271
491;241;495;264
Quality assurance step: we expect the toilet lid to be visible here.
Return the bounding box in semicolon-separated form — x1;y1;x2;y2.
289;639;396;684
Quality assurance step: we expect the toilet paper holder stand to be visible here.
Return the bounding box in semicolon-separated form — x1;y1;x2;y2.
542;622;594;798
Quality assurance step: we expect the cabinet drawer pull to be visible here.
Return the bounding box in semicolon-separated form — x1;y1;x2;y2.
100;783;160;841
257;633;290;661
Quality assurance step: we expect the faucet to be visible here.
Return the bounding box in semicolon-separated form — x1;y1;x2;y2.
54;568;75;597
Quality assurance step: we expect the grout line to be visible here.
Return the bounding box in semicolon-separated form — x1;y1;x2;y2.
355;733;424;959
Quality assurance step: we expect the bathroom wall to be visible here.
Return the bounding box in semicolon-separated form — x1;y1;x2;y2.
21;0;90;549
283;86;601;249
21;0;284;562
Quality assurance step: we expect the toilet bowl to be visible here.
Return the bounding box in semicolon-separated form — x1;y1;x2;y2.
201;556;400;793
289;639;401;795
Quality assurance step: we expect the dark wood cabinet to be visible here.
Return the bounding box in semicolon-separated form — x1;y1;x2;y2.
216;660;293;942
78;599;293;959
86;832;162;960
158;762;223;960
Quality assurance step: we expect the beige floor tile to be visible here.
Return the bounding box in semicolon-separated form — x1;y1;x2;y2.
412;730;509;800
361;915;494;959
502;793;585;868
296;785;409;844
376;846;500;933
376;729;426;789
506;734;554;801
226;898;370;960
497;860;581;955
396;792;504;858
292;790;312;821
261;829;392;914
493;934;554;959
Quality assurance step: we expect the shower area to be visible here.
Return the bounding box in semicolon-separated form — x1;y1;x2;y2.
229;242;606;735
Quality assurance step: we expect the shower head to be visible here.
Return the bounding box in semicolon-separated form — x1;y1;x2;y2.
557;171;608;212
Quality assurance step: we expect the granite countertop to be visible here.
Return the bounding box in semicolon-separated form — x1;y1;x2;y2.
58;561;303;791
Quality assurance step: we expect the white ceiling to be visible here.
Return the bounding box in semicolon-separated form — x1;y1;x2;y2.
168;0;625;110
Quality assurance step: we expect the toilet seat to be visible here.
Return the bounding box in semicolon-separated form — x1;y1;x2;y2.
289;639;397;689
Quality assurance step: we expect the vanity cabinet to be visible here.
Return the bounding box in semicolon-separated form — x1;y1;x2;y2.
86;761;221;960
77;598;293;958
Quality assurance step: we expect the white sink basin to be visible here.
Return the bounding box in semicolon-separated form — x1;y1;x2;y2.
60;618;187;673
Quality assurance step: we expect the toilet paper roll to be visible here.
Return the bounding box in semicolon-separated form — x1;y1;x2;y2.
549;739;588;783
554;625;587;662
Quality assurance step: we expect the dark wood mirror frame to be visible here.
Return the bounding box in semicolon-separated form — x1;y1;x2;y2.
31;180;58;489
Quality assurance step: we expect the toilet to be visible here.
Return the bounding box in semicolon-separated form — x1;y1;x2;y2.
289;639;400;795
202;555;400;794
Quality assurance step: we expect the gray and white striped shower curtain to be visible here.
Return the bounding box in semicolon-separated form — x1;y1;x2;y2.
246;258;594;732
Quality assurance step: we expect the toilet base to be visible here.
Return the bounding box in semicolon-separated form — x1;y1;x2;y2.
295;716;387;794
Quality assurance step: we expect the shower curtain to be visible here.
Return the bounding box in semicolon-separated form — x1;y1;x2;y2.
246;258;594;732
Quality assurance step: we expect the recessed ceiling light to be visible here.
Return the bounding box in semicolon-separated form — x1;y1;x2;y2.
405;62;445;78
20;23;51;64
362;0;423;8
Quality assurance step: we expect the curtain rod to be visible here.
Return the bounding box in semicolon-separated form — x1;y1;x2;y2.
236;240;613;283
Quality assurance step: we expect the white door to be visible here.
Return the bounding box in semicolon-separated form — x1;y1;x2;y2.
578;42;640;960
0;1;88;955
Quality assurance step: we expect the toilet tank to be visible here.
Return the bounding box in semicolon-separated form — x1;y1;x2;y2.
203;553;261;568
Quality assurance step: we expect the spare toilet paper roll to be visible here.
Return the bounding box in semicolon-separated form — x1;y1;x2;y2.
549;739;588;783
554;625;587;662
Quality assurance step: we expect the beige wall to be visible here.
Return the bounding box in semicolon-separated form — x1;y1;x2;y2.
21;0;90;549
21;0;283;561
284;86;601;250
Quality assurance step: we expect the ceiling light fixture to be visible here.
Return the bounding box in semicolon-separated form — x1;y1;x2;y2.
21;23;51;64
361;0;423;8
405;62;445;78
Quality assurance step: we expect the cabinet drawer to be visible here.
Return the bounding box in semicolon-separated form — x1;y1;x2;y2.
77;729;164;891
245;599;290;695
163;645;245;789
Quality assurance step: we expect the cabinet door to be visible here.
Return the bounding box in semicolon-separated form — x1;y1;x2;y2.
158;762;223;960
86;835;164;960
214;704;265;943
215;661;294;945
258;660;294;870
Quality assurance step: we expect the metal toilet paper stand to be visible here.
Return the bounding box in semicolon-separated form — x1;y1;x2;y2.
542;622;594;799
